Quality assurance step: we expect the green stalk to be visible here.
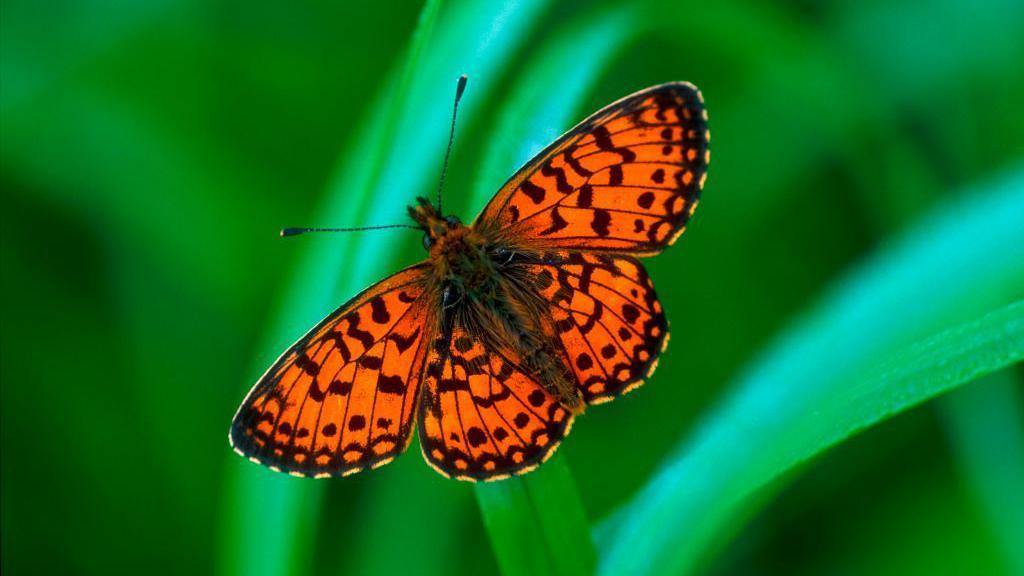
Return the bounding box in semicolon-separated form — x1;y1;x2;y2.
940;373;1024;575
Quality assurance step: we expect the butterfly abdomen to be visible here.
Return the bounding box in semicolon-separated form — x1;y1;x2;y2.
489;265;586;413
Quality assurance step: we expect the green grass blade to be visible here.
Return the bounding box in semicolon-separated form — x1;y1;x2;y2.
940;372;1024;575
598;169;1024;575
469;6;640;575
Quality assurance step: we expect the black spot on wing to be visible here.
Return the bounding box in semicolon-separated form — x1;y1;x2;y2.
295;353;320;377
591;125;637;162
521;180;546;204
608;164;624;186
540;207;569;236
378;374;406;394
563;149;593;177
370;296;390;324
346;314;374;349
388;327;421;353
591;209;612;237
541;162;574;194
637;192;655;209
576;184;593;208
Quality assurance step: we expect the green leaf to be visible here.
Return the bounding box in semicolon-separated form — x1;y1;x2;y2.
467;6;642;576
598;169;1024;575
475;457;592;576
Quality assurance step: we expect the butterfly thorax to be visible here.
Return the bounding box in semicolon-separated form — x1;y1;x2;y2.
432;226;498;291
409;197;495;293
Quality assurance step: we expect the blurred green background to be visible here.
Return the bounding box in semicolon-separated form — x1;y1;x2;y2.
2;0;1023;575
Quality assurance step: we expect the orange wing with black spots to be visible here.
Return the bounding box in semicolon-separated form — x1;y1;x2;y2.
523;251;668;404
475;82;709;255
418;321;574;480
229;263;437;477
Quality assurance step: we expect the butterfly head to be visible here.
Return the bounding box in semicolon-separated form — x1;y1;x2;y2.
409;196;462;249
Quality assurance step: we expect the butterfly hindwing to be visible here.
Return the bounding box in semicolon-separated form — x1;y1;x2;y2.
230;263;437;477
418;320;574;480
524;251;668;403
475;82;709;255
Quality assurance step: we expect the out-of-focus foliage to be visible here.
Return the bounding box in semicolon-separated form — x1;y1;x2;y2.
2;1;1021;575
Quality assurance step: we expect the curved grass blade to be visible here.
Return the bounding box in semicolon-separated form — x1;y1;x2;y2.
598;169;1024;575
469;6;641;575
940;372;1024;575
844;66;1024;574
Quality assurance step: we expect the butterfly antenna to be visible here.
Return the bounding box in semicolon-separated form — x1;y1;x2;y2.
436;74;468;214
280;223;420;237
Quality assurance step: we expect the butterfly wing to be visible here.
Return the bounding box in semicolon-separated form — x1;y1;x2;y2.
417;314;575;481
474;82;709;255
520;251;667;404
230;263;438;477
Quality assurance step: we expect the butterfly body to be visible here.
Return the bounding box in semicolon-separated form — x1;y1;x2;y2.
411;196;583;411
231;82;709;480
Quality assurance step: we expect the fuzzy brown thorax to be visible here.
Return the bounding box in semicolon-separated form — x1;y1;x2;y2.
409;197;494;291
430;226;489;280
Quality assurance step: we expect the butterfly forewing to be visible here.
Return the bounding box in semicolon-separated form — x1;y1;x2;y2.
230;263;437;477
475;82;709;255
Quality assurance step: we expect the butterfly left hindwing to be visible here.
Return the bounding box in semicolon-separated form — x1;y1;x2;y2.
418;320;574;480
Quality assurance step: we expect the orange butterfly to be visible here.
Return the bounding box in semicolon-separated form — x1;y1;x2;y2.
230;78;710;481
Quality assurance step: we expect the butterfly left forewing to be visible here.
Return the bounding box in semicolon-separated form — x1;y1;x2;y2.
230;263;437;477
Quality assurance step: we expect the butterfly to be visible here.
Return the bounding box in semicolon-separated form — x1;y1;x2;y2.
230;78;709;481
